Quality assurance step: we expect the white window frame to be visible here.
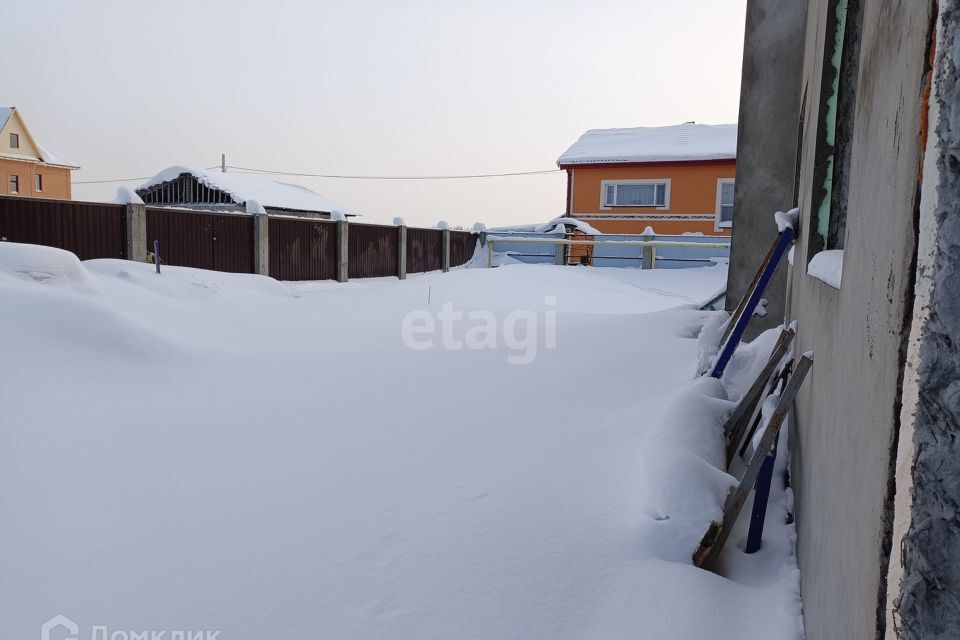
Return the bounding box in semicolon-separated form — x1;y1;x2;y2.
35;174;42;192
600;179;671;210
9;132;19;149
715;178;735;230
9;174;19;194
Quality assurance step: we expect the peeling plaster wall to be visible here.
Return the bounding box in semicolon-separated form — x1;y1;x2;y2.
785;1;933;638
888;2;960;636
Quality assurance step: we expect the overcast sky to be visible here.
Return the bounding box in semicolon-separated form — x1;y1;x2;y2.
4;0;747;228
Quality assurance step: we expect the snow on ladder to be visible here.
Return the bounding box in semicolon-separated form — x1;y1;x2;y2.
709;209;798;379
693;352;813;569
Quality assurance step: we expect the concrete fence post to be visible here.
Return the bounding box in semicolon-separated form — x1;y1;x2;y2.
337;219;349;283
641;244;656;270
397;225;407;280
124;203;147;262
553;229;567;266
253;213;269;276
442;228;451;272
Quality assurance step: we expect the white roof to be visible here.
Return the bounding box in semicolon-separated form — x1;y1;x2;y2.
557;123;737;166
139;166;347;214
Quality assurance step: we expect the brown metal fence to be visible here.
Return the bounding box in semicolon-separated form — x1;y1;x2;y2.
349;223;399;279
449;230;478;267
407;227;443;273
269;217;339;281
1;196;479;281
146;207;254;273
0;195;126;260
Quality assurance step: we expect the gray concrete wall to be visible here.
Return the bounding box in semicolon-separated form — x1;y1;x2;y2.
785;1;933;638
726;0;808;336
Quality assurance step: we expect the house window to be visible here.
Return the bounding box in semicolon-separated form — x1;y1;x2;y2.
35;174;42;192
716;179;735;229
9;133;19;149
9;175;19;194
601;180;669;208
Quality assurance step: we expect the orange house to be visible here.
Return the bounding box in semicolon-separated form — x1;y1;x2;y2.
557;123;736;236
0;107;78;200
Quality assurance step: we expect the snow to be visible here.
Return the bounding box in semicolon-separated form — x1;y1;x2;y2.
37;143;79;168
472;222;487;232
138;166;346;214
244;198;266;214
557;123;737;166
112;186;144;205
393;216;406;226
0;243;800;640
533;216;603;235
752;298;769;318
774;208;800;233
436;220;450;229
807;249;844;288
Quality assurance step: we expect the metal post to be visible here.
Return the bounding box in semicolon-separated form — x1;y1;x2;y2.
746;444;777;553
641;244;654;270
221;154;226;173
153;240;161;274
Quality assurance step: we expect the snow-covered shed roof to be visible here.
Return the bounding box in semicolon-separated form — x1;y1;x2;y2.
557;123;738;166
138;166;347;214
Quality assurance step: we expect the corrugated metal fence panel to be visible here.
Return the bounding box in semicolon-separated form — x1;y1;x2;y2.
449;231;478;267
269;217;338;281
0;195;126;260
348;223;398;279
406;227;443;273
146;207;254;273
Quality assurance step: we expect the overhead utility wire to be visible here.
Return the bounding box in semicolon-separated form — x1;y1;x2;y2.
72;166;223;185
225;164;563;180
73;165;563;185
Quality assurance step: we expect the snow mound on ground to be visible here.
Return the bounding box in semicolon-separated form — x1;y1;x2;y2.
85;259;291;301
696;311;728;375
0;244;182;362
636;376;737;562
0;242;99;291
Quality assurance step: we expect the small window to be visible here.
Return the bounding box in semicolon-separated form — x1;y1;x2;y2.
9;133;19;149
716;179;735;229
601;180;669;208
9;175;19;194
35;174;42;192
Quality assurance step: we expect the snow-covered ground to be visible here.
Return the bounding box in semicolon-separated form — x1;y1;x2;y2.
0;244;800;639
